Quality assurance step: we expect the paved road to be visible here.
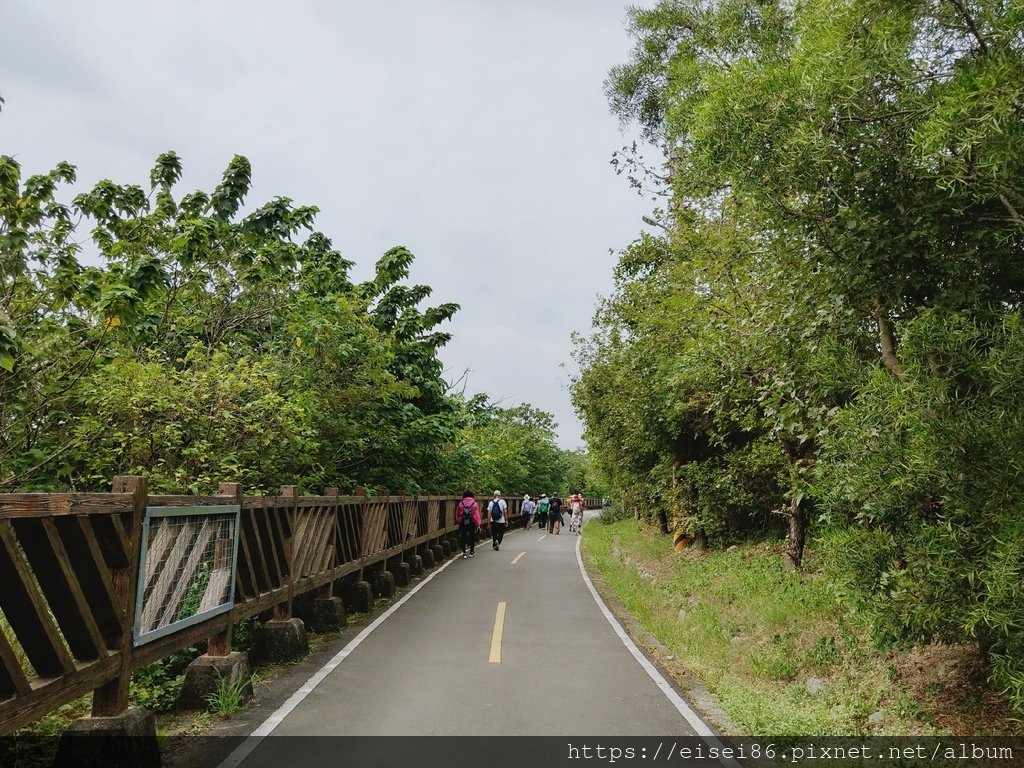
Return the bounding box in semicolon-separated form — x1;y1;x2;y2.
217;513;716;767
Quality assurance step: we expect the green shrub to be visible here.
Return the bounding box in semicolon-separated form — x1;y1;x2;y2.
129;646;201;712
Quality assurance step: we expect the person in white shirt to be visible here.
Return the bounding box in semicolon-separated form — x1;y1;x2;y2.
521;494;536;529
487;490;508;551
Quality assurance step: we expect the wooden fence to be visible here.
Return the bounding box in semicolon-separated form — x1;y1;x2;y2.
0;479;600;735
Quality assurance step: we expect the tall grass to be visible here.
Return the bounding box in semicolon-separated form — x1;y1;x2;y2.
582;518;920;735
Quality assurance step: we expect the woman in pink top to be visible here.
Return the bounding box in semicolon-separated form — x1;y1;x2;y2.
456;490;481;558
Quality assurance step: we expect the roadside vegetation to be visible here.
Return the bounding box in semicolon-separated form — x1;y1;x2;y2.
583;516;1020;736
0;149;590;498
573;0;1024;724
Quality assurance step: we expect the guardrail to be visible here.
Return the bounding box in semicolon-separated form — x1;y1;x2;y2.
0;478;600;735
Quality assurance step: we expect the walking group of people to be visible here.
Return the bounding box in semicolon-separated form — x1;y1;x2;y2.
521;492;585;535
455;489;507;558
456;490;586;559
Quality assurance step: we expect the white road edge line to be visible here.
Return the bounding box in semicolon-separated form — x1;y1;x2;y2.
574;533;742;768
217;556;458;768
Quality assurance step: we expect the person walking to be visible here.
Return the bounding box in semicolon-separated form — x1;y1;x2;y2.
456;491;480;558
548;493;563;534
569;492;584;534
488;490;508;551
521;494;536;529
536;493;549;532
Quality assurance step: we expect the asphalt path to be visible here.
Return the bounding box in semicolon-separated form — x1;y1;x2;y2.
218;512;720;767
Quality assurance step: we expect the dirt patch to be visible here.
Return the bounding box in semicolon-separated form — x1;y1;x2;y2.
893;642;1019;736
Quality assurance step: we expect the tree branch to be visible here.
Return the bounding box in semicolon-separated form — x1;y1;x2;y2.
946;0;989;55
873;299;906;380
999;192;1023;228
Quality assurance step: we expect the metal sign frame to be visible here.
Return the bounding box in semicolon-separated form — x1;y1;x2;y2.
133;504;241;646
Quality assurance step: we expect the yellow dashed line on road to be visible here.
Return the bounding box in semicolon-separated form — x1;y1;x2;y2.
537;534;547;541
489;601;506;663
511;552;526;565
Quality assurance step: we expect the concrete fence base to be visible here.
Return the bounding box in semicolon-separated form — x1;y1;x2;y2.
253;618;308;664
177;651;253;710
52;707;160;768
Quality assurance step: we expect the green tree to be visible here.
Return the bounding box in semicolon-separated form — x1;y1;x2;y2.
0;153;455;494
580;0;1024;710
444;396;569;496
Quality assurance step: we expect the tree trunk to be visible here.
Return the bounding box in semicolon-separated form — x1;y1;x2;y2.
783;494;806;570
657;507;670;535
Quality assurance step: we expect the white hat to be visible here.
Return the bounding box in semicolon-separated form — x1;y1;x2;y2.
523;494;531;500
493;490;501;496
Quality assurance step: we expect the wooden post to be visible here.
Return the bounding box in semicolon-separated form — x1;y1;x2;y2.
273;485;297;621
354;488;367;580
92;475;147;717
206;482;242;657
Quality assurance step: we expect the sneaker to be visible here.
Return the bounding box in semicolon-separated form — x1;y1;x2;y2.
462;553;467;559
469;552;475;557
496;545;500;551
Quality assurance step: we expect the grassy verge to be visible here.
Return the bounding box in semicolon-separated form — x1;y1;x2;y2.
581;516;1019;736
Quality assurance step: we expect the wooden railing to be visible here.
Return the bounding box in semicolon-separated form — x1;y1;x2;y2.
0;478;601;734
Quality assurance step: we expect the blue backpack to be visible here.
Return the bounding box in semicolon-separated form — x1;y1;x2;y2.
489;499;503;521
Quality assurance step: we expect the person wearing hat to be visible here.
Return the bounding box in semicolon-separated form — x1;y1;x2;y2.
487;490;508;551
548;492;563;534
569;491;585;534
521;494;536;530
536;493;550;532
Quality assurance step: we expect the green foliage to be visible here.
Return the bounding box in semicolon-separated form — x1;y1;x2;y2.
563;448;608;498
204;670;255;719
751;631;802;682
442;397;570;496
68;348;318;493
0;150;568;498
129;646;201;712
815;309;1024;698
176;561;212;622
676;437;788;543
581;518;915;735
577;0;1024;717
0;697;91;768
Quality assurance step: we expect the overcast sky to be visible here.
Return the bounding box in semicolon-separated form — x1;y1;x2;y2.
1;0;652;448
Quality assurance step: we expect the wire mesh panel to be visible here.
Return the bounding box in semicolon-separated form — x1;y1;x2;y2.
134;505;240;646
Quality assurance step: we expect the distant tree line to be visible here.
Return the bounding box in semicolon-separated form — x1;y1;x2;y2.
0;150;599;499
573;0;1024;713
